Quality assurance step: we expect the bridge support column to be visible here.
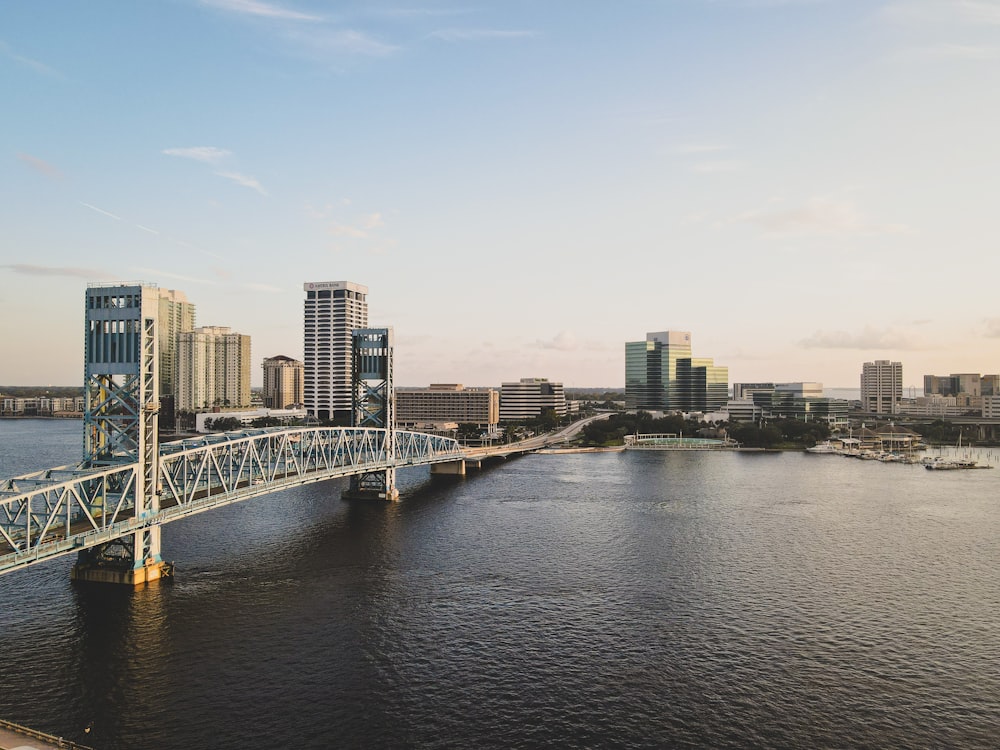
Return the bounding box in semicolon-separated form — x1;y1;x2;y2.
431;460;466;476
71;528;173;586
343;468;399;501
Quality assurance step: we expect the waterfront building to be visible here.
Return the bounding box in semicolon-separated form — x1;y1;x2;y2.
897;396;968;418
724;382;848;427
1;396;85;416
677;357;729;412
395;384;499;430
732;383;776;400
177;326;251;411
303;281;368;423
195;407;307;433
499;378;567;421
625;331;692;410
924;372;1000;399
983;396;1000;419
626;331;728;412
262;355;304;409
861;360;902;415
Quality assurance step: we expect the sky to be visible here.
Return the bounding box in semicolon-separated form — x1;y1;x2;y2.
3;0;1000;390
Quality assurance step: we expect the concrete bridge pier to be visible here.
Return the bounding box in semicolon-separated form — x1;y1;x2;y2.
342;467;400;501
71;528;172;586
431;460;467;476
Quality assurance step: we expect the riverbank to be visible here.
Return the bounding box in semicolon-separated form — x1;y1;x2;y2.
536;446;626;454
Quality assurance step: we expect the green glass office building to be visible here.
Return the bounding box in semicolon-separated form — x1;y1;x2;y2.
626;331;728;412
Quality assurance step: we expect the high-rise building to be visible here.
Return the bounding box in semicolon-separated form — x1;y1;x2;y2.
176;326;251;411
262;355;304;409
303;281;368;423
861;360;902;414
678;357;729;412
625;331;692;410
156;288;196;399
499;378;567;421
626;331;728;412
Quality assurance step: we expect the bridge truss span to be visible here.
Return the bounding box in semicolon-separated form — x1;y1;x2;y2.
0;427;463;576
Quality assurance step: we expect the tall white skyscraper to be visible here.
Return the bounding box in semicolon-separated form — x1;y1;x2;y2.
303;280;368;423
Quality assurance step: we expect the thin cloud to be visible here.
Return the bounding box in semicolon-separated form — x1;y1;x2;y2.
983;318;1000;338
163;146;232;164
328;222;369;239
428;28;539;42
326;212;386;239
281;27;399;57
676;144;730;155
535;331;579;352
736;198;912;237
215;170;268;195
79;202;123;221
375;8;476;19
692;160;745;174
798;326;923;350
17;153;63;180
882;0;1000;26
241;282;284;293
198;0;322;22
0;41;61;77
2;263;111;279
894;43;999;62
132;268;219;286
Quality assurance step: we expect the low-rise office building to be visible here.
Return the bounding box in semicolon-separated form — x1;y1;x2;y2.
1;396;85;416
500;378;567;421
395;384;499;429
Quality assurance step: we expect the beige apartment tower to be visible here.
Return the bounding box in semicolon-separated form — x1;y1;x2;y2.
177;326;251;411
263;355;304;409
861;360;902;415
157;288;196;399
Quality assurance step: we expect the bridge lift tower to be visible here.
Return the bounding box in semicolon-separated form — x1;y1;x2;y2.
344;328;399;501
72;283;170;585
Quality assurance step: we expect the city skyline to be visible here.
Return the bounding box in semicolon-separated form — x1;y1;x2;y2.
4;1;1000;389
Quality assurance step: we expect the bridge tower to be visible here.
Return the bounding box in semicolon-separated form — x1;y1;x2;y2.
72;283;170;585
344;328;398;501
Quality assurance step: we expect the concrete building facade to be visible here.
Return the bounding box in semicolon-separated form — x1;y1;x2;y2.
177;326;251;411
262;355;304;409
156;288;196;400
499;378;567;421
395;384;500;429
303;281;368;423
861;360;902;415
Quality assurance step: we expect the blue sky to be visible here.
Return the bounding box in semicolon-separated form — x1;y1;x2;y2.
3;0;999;389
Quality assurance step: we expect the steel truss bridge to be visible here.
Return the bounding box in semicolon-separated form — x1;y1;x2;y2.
0;426;463;577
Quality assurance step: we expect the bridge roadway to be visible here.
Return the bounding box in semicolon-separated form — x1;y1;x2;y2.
0;417;608;578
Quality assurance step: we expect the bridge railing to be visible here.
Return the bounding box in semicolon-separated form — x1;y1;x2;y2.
0;427;463;575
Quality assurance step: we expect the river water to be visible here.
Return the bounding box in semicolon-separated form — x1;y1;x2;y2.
1;419;1000;749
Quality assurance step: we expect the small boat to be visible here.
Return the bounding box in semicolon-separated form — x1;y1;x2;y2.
806;441;841;454
923;457;990;470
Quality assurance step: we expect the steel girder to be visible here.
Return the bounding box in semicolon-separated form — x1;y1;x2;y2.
0;427;462;576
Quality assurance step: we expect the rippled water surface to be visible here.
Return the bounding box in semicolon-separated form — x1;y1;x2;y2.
2;420;1000;748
